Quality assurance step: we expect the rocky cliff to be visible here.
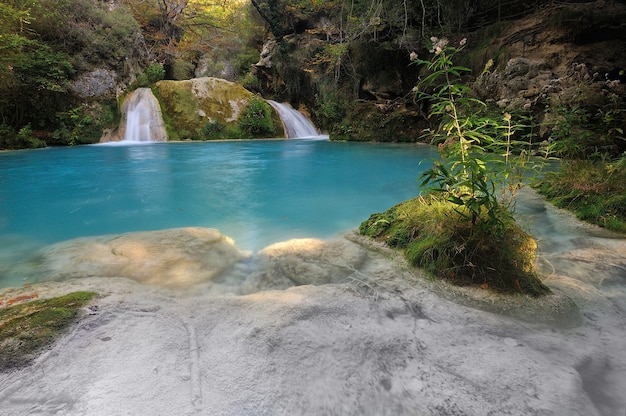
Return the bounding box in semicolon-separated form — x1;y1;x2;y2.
252;1;626;144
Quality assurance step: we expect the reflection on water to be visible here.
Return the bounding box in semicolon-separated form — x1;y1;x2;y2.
0;141;438;287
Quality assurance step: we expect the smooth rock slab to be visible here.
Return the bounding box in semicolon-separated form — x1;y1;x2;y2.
36;227;249;287
240;238;367;293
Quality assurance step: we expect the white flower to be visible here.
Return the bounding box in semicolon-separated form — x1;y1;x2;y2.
459;38;467;46
428;36;448;54
410;51;418;61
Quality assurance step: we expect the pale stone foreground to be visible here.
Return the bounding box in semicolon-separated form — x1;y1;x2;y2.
0;189;625;416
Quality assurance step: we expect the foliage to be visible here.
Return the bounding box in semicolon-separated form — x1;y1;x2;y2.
196;120;243;140
0;0;142;144
52;102;118;146
239;71;261;92
0;34;74;130
0;124;45;150
534;157;626;233
414;38;539;230
542;100;626;160
0;291;97;371
137;64;166;87
359;195;550;296
123;0;263;81
358;37;550;296
238;97;275;137
28;0;141;72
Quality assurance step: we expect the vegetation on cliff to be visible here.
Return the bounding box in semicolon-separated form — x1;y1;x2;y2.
251;1;625;145
0;0;263;148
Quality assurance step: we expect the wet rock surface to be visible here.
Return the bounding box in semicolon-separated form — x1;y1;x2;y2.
0;190;624;416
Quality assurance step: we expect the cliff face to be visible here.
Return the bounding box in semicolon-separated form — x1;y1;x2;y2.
476;2;626;106
252;1;626;144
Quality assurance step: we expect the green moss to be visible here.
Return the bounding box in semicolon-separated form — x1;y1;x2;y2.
360;195;550;297
152;81;198;140
0;291;98;371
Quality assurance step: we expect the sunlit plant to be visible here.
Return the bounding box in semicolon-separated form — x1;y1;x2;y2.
412;37;536;230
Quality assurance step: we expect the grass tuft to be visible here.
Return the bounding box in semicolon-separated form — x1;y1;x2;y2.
360;195;550;297
534;159;626;233
0;291;98;371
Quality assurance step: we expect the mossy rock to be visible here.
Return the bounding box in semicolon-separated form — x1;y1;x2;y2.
153;77;284;140
0;291;98;371
360;195;551;297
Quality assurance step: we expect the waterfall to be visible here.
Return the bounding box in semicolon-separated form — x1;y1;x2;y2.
121;88;167;142
267;100;323;139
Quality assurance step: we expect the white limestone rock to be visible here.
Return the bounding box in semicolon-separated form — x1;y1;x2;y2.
37;227;249;287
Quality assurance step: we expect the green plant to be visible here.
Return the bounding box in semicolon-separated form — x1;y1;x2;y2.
542;87;626;160
0;124;46;149
360;37;552;295
239;71;260;92
238;97;274;137
359;195;550;296
198;120;226;140
534;156;626;233
414;37;537;229
146;63;165;84
137;63;166;87
415;38;496;227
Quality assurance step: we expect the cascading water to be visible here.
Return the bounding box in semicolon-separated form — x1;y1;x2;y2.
267;100;324;139
121;88;167;142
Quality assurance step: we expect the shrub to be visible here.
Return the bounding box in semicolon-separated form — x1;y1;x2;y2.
238;97;274;137
146;63;165;84
413;37;541;231
0;124;46;149
239;71;260;92
52;102;117;145
198;120;226;140
358;37;550;296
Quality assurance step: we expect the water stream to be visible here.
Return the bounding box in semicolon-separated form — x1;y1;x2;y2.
266;100;322;138
120;88;167;142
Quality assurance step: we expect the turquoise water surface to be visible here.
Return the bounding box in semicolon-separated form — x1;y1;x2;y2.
0;140;437;287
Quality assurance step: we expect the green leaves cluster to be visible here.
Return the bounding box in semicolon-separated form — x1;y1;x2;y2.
0;0;144;147
535;158;626;233
413;38;538;230
238;97;275;137
359;37;551;295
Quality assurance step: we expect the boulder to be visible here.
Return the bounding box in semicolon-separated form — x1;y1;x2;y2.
153;77;258;138
36;227;249;288
70;69;118;99
242;238;367;293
